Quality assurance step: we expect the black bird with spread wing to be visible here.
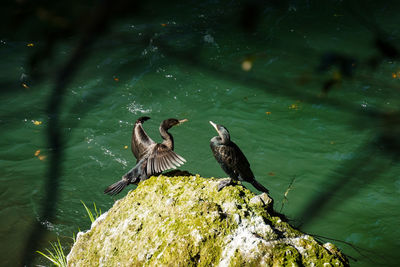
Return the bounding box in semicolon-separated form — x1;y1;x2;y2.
209;121;269;193
104;117;187;195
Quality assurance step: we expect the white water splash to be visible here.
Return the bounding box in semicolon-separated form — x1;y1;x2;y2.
204;33;220;48
127;101;151;114
101;146;127;166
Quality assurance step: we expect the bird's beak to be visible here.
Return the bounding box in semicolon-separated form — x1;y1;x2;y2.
209;121;218;132
178;119;188;125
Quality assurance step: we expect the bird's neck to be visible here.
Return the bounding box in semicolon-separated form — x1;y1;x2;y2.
212;135;229;145
160;126;174;150
219;132;230;144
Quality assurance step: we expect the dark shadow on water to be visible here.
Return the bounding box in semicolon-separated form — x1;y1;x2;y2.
19;0;115;264
296;138;399;229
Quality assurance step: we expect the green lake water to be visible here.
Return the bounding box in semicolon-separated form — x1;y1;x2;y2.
1;1;400;266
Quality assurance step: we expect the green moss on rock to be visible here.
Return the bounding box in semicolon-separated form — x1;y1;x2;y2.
67;175;349;266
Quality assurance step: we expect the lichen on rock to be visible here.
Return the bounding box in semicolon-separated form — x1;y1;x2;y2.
67;174;349;266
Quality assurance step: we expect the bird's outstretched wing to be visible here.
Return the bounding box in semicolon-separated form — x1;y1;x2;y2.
131;118;155;161
146;144;186;175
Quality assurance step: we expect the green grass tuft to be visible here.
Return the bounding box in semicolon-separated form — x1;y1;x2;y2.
37;201;102;265
81;200;102;223
36;237;67;267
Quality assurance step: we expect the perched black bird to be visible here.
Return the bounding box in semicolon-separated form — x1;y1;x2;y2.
104;117;187;195
209;121;269;193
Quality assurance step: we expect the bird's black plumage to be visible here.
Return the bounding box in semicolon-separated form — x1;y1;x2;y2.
105;117;187;195
131;116;152;162
209;121;269;193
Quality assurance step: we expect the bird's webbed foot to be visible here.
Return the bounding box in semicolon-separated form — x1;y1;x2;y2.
217;178;237;191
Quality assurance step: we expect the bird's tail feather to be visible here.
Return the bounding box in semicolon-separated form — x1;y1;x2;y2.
251;179;269;193
104;179;129;196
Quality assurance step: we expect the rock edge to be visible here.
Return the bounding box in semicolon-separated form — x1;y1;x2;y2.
67;175;349;266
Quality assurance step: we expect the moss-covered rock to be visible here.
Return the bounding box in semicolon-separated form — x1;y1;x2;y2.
67;175;349;266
